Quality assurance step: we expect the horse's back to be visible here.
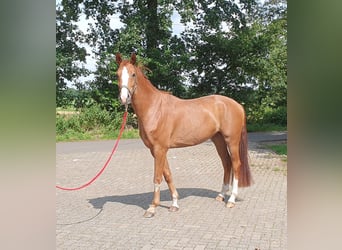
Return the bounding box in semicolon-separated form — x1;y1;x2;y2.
182;94;244;119
167;94;245;124
160;94;245;147
186;94;246;137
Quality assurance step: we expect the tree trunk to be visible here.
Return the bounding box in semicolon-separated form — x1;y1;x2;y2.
146;0;159;57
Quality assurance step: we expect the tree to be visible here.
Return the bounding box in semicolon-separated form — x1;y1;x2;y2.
56;1;89;107
241;0;287;124
56;0;287;125
79;0;191;108
179;0;257;102
255;0;287;108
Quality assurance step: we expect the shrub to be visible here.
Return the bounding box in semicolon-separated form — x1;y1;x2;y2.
78;104;112;131
56;104;135;141
263;106;287;125
247;105;287;126
56;114;82;133
56;114;68;134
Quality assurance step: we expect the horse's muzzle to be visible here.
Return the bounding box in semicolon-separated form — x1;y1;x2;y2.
120;96;131;105
119;87;132;105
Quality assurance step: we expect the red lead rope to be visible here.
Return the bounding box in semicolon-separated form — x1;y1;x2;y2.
56;111;128;191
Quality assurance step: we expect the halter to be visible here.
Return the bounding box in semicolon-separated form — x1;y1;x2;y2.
119;68;138;110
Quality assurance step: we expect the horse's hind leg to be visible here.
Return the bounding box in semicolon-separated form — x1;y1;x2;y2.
225;137;241;208
211;133;232;202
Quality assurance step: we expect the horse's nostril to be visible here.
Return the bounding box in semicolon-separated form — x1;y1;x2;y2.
120;96;127;104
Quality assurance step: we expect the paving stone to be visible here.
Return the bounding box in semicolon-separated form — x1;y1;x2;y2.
57;133;287;249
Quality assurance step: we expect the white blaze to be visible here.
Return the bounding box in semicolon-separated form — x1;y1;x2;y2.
120;66;129;103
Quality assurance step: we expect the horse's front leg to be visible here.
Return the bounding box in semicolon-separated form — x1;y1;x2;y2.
163;158;179;212
143;147;167;218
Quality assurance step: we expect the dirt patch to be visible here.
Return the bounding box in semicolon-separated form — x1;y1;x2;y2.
56;111;80;116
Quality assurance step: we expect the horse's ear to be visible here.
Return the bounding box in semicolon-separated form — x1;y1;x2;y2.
115;53;122;65
130;53;136;65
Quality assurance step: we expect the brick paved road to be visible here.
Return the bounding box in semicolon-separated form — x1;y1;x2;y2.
56;132;287;249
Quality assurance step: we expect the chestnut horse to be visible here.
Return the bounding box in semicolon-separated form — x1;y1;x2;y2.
115;53;253;218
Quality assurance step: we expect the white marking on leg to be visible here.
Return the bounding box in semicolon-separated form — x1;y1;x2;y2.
218;183;230;198
154;183;160;192
120;66;129;103
171;194;179;208
228;177;238;203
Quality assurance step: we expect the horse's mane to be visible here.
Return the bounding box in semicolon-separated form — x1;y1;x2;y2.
121;59;151;79
136;62;152;79
122;59;172;95
137;63;172;95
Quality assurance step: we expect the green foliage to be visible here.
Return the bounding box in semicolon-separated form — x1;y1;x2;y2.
247;103;287;126
56;113;81;134
247;123;286;132
263;106;287;125
56;2;90;107
266;144;287;155
56;0;287;135
78;105;112;130
56;104;139;141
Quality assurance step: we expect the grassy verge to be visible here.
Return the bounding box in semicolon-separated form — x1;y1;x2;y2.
247;123;287;132
247;122;287;157
56;105;140;142
56;129;140;142
266;144;287;155
265;143;287;176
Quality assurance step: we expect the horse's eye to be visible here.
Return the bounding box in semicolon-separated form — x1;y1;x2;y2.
132;73;136;77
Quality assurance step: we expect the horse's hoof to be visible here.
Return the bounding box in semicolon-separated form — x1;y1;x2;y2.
168;206;179;212
215;195;225;202
226;202;235;208
143;206;156;218
143;210;155;218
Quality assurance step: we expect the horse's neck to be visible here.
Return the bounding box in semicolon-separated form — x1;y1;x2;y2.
131;75;162;118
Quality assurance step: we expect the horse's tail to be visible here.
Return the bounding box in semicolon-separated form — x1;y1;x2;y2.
238;118;253;187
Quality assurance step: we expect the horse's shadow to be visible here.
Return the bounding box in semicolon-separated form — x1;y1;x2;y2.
88;188;219;210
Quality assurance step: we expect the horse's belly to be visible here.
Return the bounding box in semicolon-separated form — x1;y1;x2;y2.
169;124;217;148
169;137;209;148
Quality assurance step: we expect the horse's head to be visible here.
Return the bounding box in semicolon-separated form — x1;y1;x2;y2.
115;53;137;105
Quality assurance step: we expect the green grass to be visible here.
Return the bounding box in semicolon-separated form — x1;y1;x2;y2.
56;128;140;142
101;129;140;140
56;105;141;142
265;143;287;174
56;130;92;142
266;144;287;155
247;123;287;132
